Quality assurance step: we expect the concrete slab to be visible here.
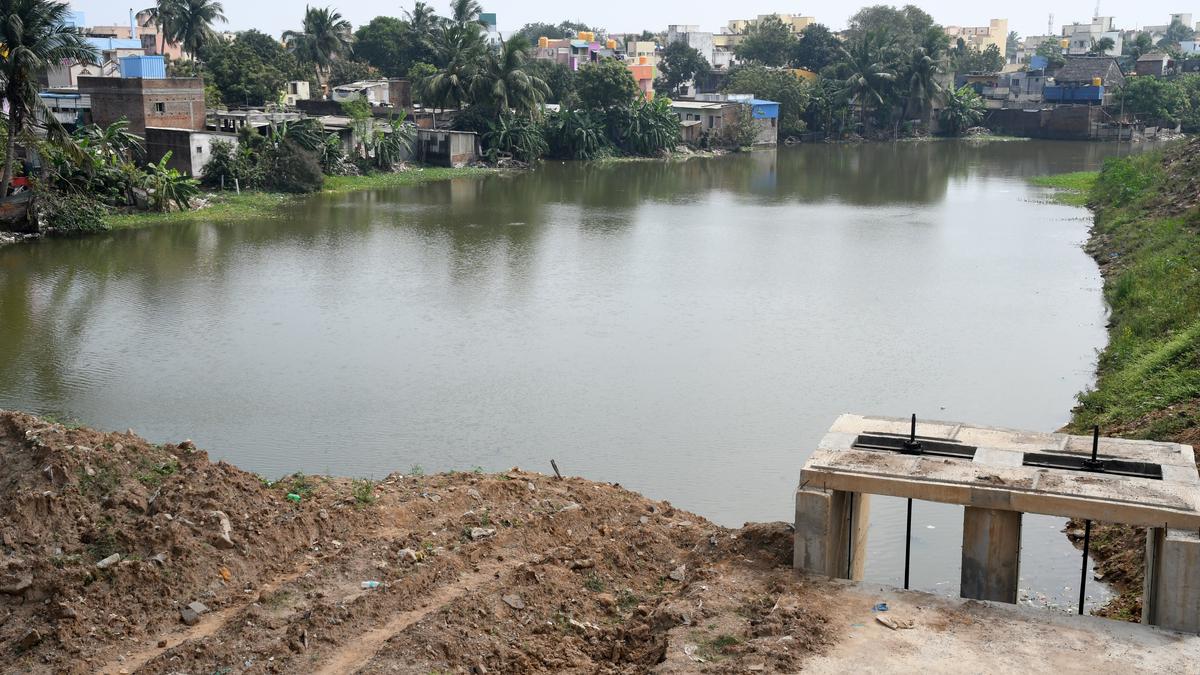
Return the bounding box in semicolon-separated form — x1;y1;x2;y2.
803;414;1200;528
805;581;1200;674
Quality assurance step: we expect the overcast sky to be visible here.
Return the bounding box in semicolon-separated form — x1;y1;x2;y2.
72;1;1196;40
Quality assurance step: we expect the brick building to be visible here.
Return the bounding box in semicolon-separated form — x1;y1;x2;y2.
78;76;206;135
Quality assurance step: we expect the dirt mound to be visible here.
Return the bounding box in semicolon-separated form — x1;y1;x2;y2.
1156;136;1200;216
0;412;837;673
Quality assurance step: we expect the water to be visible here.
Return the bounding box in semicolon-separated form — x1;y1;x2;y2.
0;140;1135;609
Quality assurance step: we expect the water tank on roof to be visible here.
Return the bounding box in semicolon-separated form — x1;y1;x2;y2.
538;36;549;48
1092;76;1103;86
606;39;616;49
639;56;647;65
578;31;594;42
119;55;165;79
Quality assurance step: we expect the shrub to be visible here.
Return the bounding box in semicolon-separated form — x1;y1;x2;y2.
483;114;548;163
263;140;324;193
36;189;110;234
545;109;609;160
201;140;262;189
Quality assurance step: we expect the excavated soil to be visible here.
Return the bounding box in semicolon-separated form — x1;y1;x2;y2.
0;411;839;673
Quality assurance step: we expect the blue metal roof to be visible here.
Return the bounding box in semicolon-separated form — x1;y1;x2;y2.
748;98;779;106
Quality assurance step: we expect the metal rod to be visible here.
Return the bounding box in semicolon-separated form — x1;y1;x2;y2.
1079;519;1092;615
904;498;913;589
847;493;854;578
1092;425;1100;461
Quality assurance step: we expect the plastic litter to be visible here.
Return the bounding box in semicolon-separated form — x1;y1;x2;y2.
872;602;888;612
286;493;301;503
361;581;381;589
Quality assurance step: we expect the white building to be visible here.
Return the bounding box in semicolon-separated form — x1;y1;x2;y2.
1062;16;1123;56
666;24;716;66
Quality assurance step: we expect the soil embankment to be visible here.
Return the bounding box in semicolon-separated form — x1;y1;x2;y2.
1060;136;1200;620
0;410;836;673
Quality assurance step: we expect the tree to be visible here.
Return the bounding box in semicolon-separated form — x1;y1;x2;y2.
0;0;98;194
837;30;897;133
575;59;639;110
792;23;840;72
939;85;985;135
169;0;226;61
424;15;487;112
200;31;301;106
1115;77;1188;127
846;5;936;55
1125;32;1155;60
1035;41;1066;71
1006;31;1020;57
524;59;574;104
1088;37;1116;56
734;15;796;67
284;5;354;87
472;36;550;117
903;26;948;124
354;17;415;77
953;43;1004;74
724;64;810;137
448;0;483;26
141;0;182;56
656;41;709;96
1158;19;1196;50
328;59;381;87
511;20;592;43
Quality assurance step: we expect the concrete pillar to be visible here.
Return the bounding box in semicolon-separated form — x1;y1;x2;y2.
794;485;870;580
1143;527;1200;633
960;506;1022;603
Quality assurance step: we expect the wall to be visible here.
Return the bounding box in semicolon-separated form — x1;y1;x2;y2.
145;128;238;177
984;105;1104;139
416;129;478;167
80;77;205;135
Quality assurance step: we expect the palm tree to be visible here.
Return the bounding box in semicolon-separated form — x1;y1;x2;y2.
0;0;98;194
1088;37;1115;56
284;5;353;89
423;17;486;116
473;37;550;117
170;0;226;61
141;0;181;56
838;30;897;134
448;0;482;26
904;27;948;127
404;1;436;34
939;85;985;136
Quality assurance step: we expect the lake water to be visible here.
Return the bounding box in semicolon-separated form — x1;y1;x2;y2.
0;140;1136;609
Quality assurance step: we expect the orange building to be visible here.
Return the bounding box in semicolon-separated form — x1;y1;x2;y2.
628;58;656;101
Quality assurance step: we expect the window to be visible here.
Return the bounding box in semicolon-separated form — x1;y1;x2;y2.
196;146;203;154
153;102;165;113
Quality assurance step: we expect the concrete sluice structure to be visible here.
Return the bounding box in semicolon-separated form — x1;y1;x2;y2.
794;414;1200;633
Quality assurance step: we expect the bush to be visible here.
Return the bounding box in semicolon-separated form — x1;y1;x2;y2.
201;140;262;189
263;140;324;193
37;189;110;234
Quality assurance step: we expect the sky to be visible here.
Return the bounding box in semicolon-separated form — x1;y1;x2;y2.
72;0;1197;41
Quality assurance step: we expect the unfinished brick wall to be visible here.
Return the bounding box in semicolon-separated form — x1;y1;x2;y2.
79;77;206;135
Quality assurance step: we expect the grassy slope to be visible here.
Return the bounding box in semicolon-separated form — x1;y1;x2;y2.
1029;172;1099;207
1052;139;1200;621
104;167;494;230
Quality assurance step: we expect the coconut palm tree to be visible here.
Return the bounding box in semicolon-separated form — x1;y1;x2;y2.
473;37;550;117
284;5;353;89
170;0;226;61
404;1;436;34
141;0;181;56
448;0;482;26
904;27;948;127
0;0;98;194
838;30;897;134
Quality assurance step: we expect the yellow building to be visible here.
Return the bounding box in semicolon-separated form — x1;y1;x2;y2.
719;14;816;47
944;19;1010;59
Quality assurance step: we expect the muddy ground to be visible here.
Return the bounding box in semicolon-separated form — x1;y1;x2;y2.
0;410;842;673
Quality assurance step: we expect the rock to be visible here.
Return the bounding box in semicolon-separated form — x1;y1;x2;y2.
501;594;525;610
397;548;420;563
42;464;68;487
469;528;496;541
558;503;581;513
17;628;41;651
150;552;168;566
595;593;616;608
526;482;536;492
157;639;168;648
668;565;687;582
318;509;329;521
639;516;649;525
569;558;595;570
0;573;33;595
96;554;121;569
467;488;482;501
179;606;200;626
188;601;210;615
57;603;77;620
178;440;196;451
211;511;236;549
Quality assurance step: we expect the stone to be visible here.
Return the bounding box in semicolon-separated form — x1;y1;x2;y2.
318;509;329;521
179;606;200;626
178;440;196;451
501;594;525;610
668;565;686;582
639;516;649;525
559;503;581;513
96;554;121;569
0;573;32;595
42;464;68;487
17;628;41;651
469;528;496;541
467;488;482;501
211;511;236;549
397;548;420;563
188;601;209;615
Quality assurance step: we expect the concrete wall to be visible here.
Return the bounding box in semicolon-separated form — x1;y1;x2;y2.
145;128;237;177
416;129;478;167
80;76;205;135
984;106;1104;140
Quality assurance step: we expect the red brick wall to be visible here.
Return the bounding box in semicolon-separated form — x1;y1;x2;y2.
79;77;206;135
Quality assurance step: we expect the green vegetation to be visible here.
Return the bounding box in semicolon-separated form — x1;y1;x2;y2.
1067;143;1200;439
1029;171;1099;207
352;479;377;505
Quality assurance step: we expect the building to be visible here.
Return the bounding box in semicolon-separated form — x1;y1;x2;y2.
79;76;206;134
1061;16;1122;56
716;13;815;51
666;25;716;65
1179;41;1200;55
1044;56;1124;105
144;127;238;177
628;59;656;100
1135;53;1173;77
285;81;312;106
87;9;183;60
671;93;780;144
329;79;412;108
944;19;1010;59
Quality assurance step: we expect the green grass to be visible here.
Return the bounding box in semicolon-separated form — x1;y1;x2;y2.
1066;145;1200;436
1029;171;1099;206
351;479;377;506
103;166;494;230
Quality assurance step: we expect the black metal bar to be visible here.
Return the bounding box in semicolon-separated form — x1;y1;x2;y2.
904;498;912;589
1079;519;1092;615
847;493;854;578
902;413;923;454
